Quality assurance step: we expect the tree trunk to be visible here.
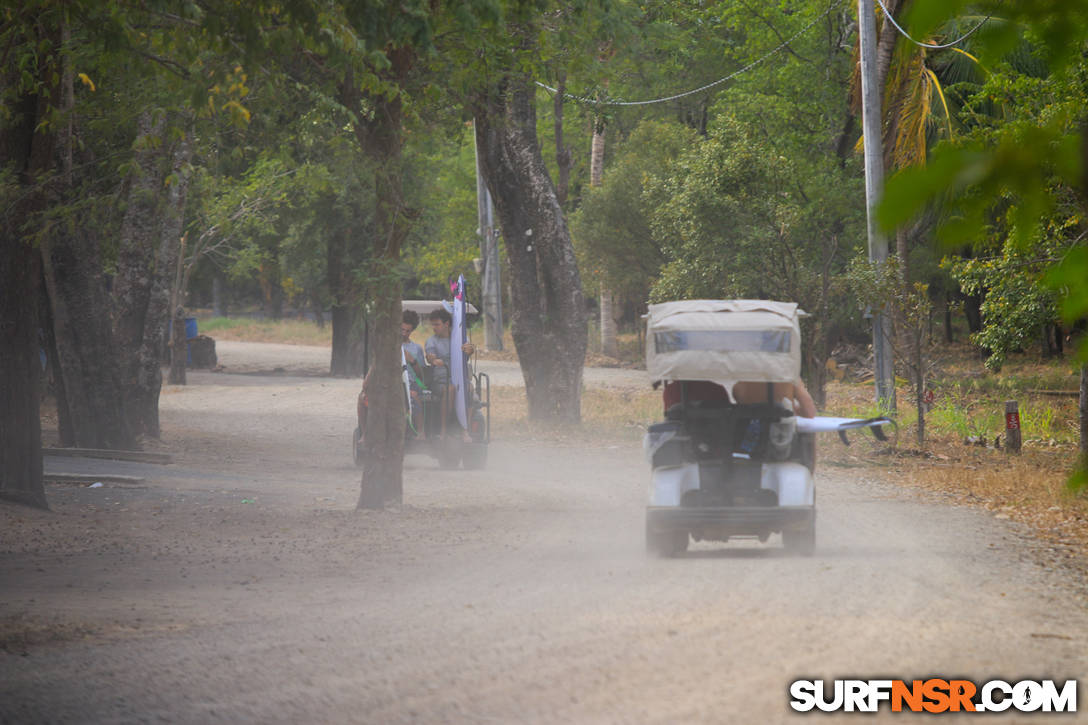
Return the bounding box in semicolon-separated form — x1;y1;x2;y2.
40;281;74;446
0;230;46;509
212;273;229;317
113;112;192;437
345;61;411;508
0;78;52;507
1080;363;1087;457
590;119;618;359
41;215;134;452
357;288;404;508
1;176;46;507
875;0;905;101
330;304;366;377
916;383;926;446
474;74;587;424
259;260;283;320
553;73;572;207
328;224;366;377
944;290;954;343
963;292;983;334
168;309;187;385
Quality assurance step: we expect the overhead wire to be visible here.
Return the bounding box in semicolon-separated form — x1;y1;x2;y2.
535;0;841;107
873;0;991;50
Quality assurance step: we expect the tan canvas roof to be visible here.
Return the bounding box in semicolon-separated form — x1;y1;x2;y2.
645;299;803;388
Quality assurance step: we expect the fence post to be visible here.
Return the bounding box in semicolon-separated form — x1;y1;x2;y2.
1005;401;1021;454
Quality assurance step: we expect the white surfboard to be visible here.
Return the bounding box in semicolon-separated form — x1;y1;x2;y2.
401;345;413;431
797;415;895;444
450;275;470;431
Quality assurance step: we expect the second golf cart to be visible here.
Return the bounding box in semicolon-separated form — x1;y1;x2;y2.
354;300;490;470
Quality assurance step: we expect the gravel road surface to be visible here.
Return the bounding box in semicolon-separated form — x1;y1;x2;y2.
2;342;1086;723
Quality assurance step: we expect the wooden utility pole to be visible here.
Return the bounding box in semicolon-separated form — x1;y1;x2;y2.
473;120;503;351
858;0;896;411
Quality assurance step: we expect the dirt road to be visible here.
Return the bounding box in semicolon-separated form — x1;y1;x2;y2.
2;342;1086;723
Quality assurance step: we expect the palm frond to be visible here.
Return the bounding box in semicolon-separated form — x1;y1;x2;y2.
925;66;953;140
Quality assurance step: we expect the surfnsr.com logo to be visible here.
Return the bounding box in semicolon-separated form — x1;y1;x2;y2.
789;679;1077;713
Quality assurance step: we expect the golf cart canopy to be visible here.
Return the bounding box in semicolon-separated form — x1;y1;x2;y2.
403;300;479;316
645;299;803;390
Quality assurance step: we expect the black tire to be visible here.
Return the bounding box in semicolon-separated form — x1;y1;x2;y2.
469;409;488;443
437;439;462;468
646;517;688;557
782;519;816;556
461;442;488;470
353;427;364;467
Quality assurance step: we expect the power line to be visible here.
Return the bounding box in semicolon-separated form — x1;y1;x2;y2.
873;0;990;50
535;1;840;107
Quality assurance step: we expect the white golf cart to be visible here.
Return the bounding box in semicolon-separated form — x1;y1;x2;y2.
643;300;891;557
353;300;490;470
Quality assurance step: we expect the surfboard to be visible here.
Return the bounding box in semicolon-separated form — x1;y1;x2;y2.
796;415;894;444
401;345;413;433
450;275;470;431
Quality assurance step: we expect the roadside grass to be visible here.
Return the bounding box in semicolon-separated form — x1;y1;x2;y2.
489;385;660;445
821;361;1087;567
196;315;332;346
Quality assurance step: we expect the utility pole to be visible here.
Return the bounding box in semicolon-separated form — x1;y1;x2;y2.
858;0;896;411
473;120;503;351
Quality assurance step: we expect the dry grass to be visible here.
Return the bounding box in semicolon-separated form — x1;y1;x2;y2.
197;316;333;346
819;376;1088;568
488;385;659;445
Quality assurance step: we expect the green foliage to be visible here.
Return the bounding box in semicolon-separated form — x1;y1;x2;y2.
946;247;1062;371
569;120;695;297
402;124;482;293
880;4;1088;358
646;112;861;313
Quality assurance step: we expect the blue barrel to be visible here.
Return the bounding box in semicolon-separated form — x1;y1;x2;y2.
184;317;198;364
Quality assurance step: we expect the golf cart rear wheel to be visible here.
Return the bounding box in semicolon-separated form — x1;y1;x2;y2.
646;519;688;558
461;443;487;470
782;521;815;556
437;440;462;468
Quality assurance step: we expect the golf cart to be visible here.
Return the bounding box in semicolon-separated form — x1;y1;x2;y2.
643;299;890;557
353;300;490;470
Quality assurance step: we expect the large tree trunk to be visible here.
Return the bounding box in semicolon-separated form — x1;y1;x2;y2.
0;223;45;509
35;50;135;451
474;75;587;423
41;227;136;449
40;281;74;446
113;112;192;437
346;64;410;509
328;223;366;377
0;79;52;508
329;304;366;377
